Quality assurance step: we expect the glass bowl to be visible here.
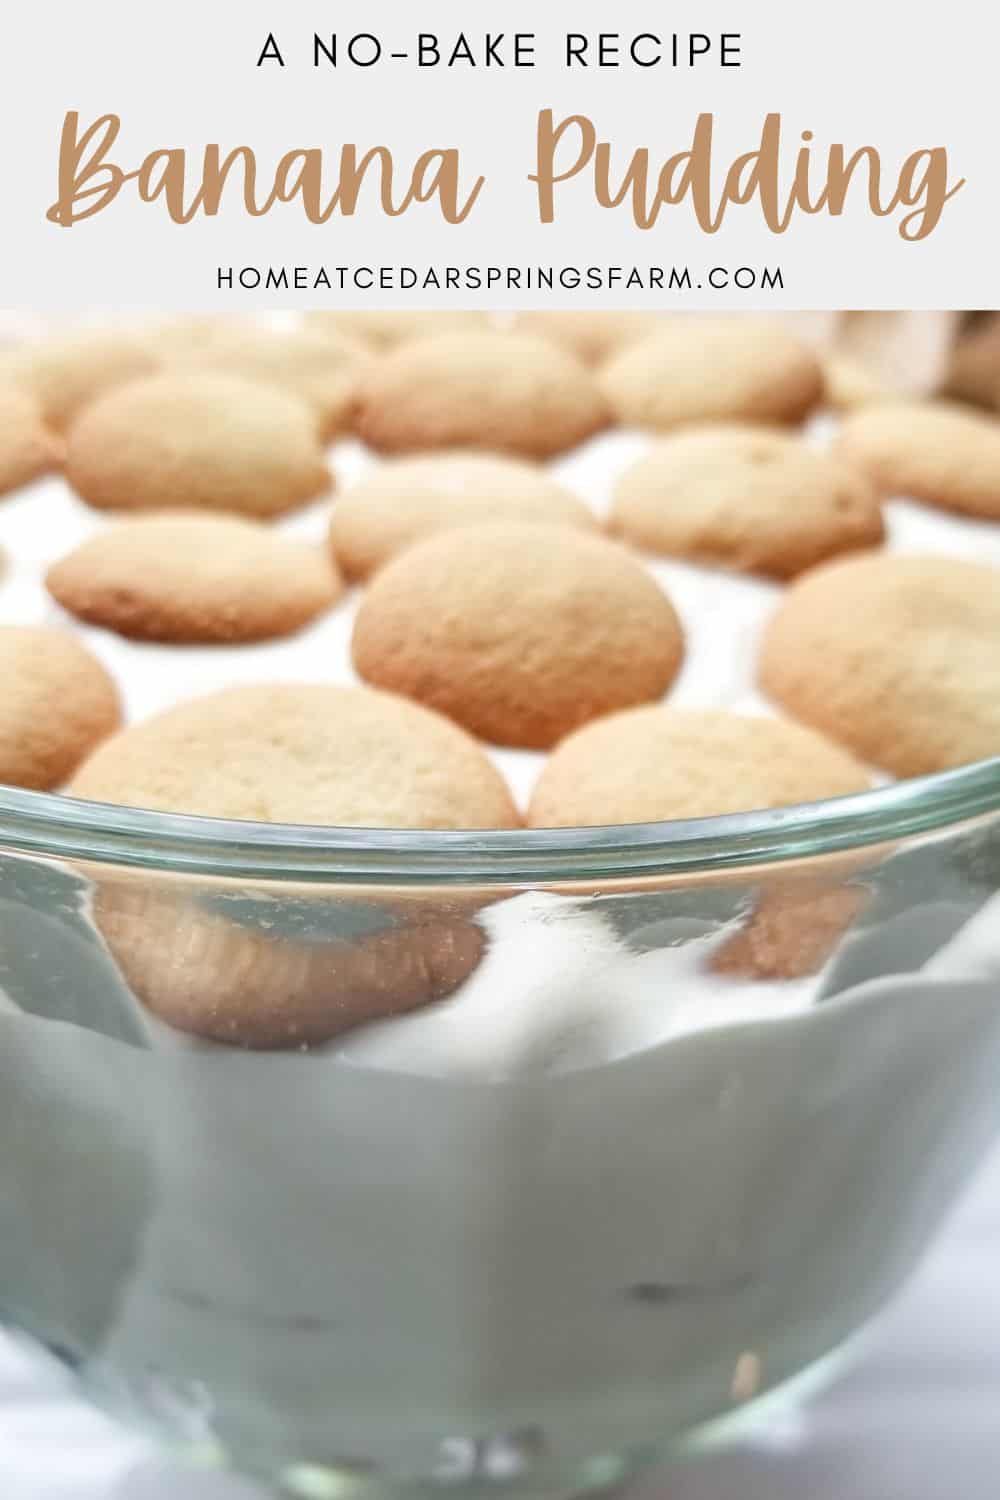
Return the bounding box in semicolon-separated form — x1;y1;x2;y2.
1;759;1000;1497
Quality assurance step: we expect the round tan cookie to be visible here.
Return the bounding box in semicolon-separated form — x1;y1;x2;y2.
65;373;332;519
711;880;869;981
0;386;62;497
0;330;160;432
834;400;1000;519
93;882;485;1049
329;452;596;579
355;332;611;458
0;626;121;790
759;553;1000;777
609;426;884;579
599;317;823;431
351;523;684;748
68;683;519;829
156;322;372;438
304;310;491;350
46;512;342;644
510;311;660;365
528;708;871;827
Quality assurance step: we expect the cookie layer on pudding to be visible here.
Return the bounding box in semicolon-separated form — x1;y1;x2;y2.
352;523;684;748
610;425;884;579
47;512;342;644
65;372;332;518
529;708;870;826
0;626;121;790
356;331;610;458
760;553;1000;775
329;452;595;580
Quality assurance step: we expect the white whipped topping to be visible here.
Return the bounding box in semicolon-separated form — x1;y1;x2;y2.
335;889;816;1076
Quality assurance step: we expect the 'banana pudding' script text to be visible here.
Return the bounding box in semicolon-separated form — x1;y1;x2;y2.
48;110;962;242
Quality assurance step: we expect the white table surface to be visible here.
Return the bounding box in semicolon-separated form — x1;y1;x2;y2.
1;1146;997;1500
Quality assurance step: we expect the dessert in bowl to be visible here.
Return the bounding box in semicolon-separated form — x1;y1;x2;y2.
0;310;999;1495
2;767;1000;1495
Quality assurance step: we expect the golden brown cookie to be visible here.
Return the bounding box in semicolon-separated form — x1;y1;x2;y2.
93;882;485;1049
0;626;121;790
329;452;596;580
69;683;520;828
711;881;870;980
65;373;332;518
528;708;871;827
599;317;823;431
355;332;610;458
759;553;1000;777
156;322;372;438
0;386;62;496
304;310;491;350
941;315;1000;410
1;330;160;432
351;523;684;748
835;400;1000;519
46;512;342;644
609;426;884;579
510;311;659;365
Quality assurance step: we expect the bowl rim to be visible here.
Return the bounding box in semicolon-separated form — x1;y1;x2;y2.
0;757;999;884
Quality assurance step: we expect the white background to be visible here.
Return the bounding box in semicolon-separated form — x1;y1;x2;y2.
0;0;993;308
